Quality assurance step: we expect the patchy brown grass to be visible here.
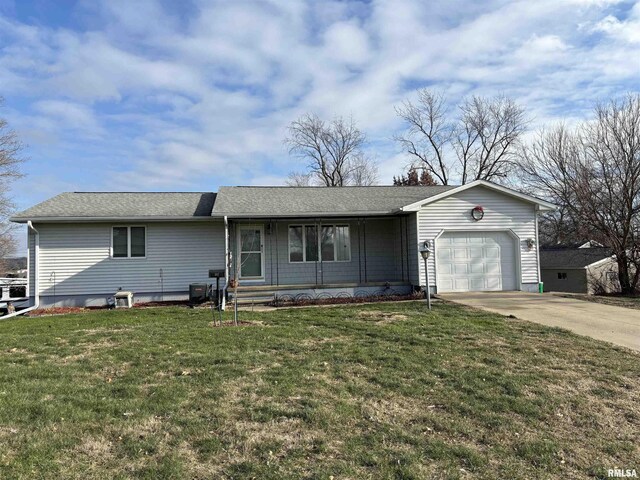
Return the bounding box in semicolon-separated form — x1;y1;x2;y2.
0;302;638;479
356;310;409;323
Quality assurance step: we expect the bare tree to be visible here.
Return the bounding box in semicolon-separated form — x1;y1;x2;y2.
285;171;313;187
285;113;378;186
520;94;640;294
395;90;528;185
0;97;24;267
348;153;379;186
0;226;16;273
394;91;451;184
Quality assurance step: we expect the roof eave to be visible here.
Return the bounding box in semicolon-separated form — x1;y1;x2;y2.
10;216;220;223
212;211;402;218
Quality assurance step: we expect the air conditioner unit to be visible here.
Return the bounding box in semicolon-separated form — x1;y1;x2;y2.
189;283;208;305
114;291;134;308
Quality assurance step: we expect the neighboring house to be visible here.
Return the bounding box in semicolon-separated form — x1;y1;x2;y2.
0;257;27;277
0;257;28;307
540;247;618;294
10;180;555;308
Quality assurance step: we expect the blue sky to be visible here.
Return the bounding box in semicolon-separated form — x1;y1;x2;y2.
1;0;639;253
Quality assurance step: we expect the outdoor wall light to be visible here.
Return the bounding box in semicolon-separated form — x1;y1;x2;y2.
419;240;432;260
419;241;432;310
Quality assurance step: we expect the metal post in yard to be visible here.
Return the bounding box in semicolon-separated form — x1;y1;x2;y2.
419;241;432;310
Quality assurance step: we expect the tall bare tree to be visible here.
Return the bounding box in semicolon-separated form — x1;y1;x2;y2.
285;113;378;186
0;97;24;270
285;171;313;187
395;90;528;185
520;94;640;294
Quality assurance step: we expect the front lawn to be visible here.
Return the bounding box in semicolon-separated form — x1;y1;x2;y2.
0;302;638;479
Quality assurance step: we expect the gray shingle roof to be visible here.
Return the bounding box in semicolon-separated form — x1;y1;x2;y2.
540;248;614;269
11;192;216;221
211;185;456;217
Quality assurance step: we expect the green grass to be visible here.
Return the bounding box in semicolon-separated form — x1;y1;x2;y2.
0;302;638;479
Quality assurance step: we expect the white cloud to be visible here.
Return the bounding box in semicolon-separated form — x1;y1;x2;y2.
0;0;638;204
322;21;372;66
33;100;103;135
593;11;640;43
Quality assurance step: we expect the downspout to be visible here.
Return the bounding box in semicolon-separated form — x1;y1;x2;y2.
534;206;542;289
223;216;229;310
3;221;39;319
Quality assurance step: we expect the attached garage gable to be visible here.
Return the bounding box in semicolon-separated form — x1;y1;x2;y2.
411;183;544;293
436;231;517;292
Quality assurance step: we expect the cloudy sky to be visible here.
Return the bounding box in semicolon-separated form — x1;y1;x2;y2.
1;0;639;220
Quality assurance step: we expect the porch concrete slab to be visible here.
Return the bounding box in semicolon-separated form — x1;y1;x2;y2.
439;292;640;352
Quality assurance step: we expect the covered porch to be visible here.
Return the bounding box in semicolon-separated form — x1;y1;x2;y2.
227;215;419;302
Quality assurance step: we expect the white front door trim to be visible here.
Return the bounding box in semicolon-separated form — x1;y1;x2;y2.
237;224;265;282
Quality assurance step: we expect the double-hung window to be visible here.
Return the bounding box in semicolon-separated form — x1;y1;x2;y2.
112;226;146;258
289;224;350;262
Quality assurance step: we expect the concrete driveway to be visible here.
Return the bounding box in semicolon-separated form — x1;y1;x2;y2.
439;292;640;352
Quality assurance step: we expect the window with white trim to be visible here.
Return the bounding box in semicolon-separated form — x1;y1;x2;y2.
289;224;350;262
112;226;146;258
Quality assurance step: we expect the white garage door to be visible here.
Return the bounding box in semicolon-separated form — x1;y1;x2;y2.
436;231;517;292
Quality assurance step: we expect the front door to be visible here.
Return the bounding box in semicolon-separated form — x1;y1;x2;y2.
238;225;264;280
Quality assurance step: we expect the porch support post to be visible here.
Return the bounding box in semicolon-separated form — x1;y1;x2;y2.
275;221;279;286
319;218;324;285
405;216;410;283
363;217;367;284
269;219;273;286
315;219;319;287
358;218;362;284
399;217;405;283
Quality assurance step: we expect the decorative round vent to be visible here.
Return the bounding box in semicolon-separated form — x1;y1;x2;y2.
471;205;484;221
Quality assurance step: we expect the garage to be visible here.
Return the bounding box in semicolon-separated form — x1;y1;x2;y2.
436;231;518;292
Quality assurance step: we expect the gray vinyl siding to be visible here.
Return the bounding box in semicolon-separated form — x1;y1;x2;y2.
32;221;225;298
417;186;539;289
230;217;409;285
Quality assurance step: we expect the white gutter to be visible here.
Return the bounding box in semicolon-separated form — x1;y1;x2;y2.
534;206;542;287
10;216;218;223
2;221;40;319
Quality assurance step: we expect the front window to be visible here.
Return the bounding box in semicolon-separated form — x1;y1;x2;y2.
289;224;350;262
557;272;567;280
112;226;146;258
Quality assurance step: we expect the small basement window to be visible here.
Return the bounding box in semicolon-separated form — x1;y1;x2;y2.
112;226;146;258
557;272;567;280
